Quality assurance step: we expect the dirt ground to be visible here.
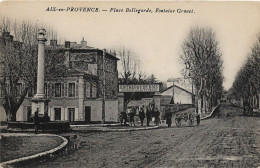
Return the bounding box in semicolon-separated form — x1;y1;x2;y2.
25;103;260;168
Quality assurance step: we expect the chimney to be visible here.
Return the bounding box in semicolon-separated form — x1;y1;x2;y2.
2;32;13;42
81;37;87;48
50;39;57;46
65;41;70;48
2;32;10;37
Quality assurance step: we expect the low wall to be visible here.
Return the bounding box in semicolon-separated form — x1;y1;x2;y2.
7;121;70;131
161;104;193;112
160;104;193;119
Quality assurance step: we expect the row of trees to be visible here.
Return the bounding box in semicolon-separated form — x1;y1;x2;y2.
180;27;224;113
229;34;260;107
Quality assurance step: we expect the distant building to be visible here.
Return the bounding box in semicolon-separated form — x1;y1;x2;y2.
160;85;194;105
0;34;120;123
166;77;193;93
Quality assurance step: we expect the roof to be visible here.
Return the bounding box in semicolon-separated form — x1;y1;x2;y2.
46;45;119;61
161;85;194;95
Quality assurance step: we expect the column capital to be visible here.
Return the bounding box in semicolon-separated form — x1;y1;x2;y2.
38;28;47;42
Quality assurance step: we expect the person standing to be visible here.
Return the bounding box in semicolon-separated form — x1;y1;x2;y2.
195;108;200;126
165;108;172;127
139;107;145;126
119;111;127;126
154;108;160;126
128;109;135;127
122;110;127;126
146;107;152;126
34;108;40;134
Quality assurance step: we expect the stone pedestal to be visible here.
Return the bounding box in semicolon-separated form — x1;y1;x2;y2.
31;98;51;115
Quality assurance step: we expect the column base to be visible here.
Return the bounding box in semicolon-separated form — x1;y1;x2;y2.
31;98;51;115
33;93;46;99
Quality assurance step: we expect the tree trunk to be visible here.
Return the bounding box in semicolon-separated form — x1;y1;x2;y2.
198;96;202;114
7;111;16;122
202;94;207;114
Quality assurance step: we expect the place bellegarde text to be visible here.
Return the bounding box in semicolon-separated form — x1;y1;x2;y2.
46;7;194;14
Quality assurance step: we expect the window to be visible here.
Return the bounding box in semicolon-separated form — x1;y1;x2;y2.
112;90;116;96
16;83;22;97
55;83;62;97
85;82;91;98
27;106;32;121
44;83;48;96
68;108;75;122
68;83;75;97
69;62;72;69
54;108;61;120
92;83;96;98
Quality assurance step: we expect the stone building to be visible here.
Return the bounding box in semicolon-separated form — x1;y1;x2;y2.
0;35;120;123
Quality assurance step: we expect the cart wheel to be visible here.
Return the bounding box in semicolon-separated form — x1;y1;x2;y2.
175;119;181;127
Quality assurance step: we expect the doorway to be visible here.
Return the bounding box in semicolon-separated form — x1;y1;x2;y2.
68;108;75;122
85;106;91;123
26;106;32;121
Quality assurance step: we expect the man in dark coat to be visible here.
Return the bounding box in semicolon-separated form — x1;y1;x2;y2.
34;108;40;134
165;109;172;127
146;108;152;126
119;111;127;126
128;109;135;127
154;108;160;126
195;108;200;126
139;107;145;126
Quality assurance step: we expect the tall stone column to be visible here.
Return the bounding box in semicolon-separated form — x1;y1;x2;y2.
31;29;50;115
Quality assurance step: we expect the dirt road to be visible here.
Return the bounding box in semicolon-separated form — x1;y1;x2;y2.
26;104;260;168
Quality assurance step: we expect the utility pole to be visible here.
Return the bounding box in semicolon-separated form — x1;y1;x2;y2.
101;49;106;124
172;80;175;104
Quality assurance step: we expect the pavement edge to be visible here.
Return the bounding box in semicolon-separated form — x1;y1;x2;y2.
201;104;221;120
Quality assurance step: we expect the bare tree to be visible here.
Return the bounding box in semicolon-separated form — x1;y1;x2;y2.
116;47;144;84
181;27;224;113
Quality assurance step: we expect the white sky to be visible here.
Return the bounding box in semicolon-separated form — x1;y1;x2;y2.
0;1;259;90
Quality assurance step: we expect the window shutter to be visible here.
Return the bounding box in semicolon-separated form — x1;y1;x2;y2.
61;83;64;97
52;83;55;97
83;82;86;99
76;82;79;97
47;83;51;98
64;82;68;97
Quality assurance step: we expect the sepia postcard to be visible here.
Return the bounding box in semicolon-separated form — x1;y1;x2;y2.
0;1;260;168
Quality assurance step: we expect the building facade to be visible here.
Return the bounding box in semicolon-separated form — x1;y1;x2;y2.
0;35;120;122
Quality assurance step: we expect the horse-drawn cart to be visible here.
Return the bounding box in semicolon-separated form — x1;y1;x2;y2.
175;113;194;127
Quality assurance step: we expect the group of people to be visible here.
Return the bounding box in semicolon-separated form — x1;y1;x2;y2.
119;107;161;127
120;107;201;127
